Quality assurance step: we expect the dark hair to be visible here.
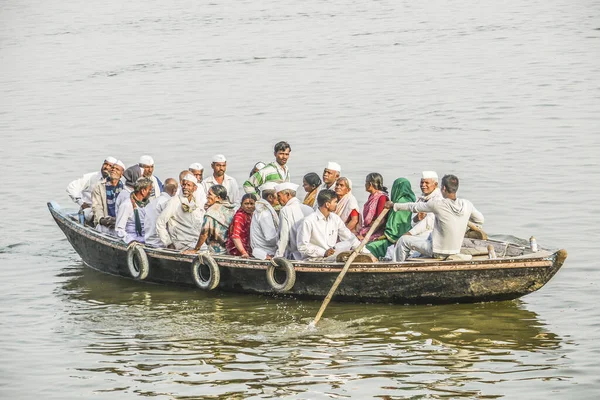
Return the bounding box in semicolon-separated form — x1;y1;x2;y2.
209;184;228;200
261;189;275;200
303;172;322;189
366;172;388;193
274;141;291;153
134;177;153;192
441;174;459;194
317;189;337;207
241;193;257;203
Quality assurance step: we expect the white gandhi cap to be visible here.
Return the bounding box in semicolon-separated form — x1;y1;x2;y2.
326;161;341;172
114;160;126;169
181;173;198;186
260;182;278;192
139;155;154;166
422;171;438;181
275;182;299;193
212;154;227;163
104;156;117;164
189;163;204;170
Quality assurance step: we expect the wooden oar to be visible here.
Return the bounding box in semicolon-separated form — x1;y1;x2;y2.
311;208;389;327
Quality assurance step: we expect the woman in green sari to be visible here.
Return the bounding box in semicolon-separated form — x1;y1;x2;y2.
366;178;416;259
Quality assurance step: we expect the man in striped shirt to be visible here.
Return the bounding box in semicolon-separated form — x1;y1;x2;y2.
243;141;291;195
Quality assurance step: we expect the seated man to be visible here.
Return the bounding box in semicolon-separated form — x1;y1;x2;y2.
156;174;205;250
66;156;116;223
297;189;364;261
115;177;153;244
250;182;280;260
92;160;126;235
176;166;207;209
202;155;241;205
386;174;484;262
274;182;313;260
139;155;163;200
313;162;341;210
115;165;142;215
406;170;443;237
243;141;291;194
144;178;179;247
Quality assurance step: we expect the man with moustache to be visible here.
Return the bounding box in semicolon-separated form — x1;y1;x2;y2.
243;141;291;195
313;162;341;210
274;182;313;260
92;160;126;235
250;182;280;260
202;154;241;205
115;177;154;244
156;174;205;250
405;171;443;237
66;156;117;223
138;155;163;200
144;178;179;248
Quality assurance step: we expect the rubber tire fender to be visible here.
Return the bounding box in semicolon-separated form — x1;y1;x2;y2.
266;257;296;292
127;243;150;280
191;254;220;290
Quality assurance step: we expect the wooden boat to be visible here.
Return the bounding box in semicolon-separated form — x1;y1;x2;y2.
48;201;567;305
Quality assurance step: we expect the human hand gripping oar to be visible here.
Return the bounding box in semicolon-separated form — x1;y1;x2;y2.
310;207;390;327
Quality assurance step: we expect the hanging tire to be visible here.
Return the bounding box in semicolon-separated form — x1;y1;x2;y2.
127;243;149;280
191;254;220;290
266;257;296;292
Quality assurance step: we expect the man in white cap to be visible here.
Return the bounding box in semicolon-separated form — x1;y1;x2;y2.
202;154;241;205
274;182;313;260
175;166;207;209
139;155;163;200
313;161;341;210
92;160;126;235
188;163;204;184
66;156;117;223
144;178;179;247
156;174;205;250
297;189;364;261
243;141;291;195
405;171;443;237
250;182;280;260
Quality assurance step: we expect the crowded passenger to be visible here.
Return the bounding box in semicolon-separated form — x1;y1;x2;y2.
177;167;207;208
202;154;241;205
248;161;266;177
334;177;360;231
406;171;443;237
138;155;163;200
115;165;142;214
357;173;389;241
387;174;484;262
274;182;313;260
188;163;204;184
156;174;204;250
226;193;257;257
92;160;125;235
302;172;321;208
365;178;415;260
115;177;153;244
249;182;280;260
313;162;341;210
144;178;179;247
66;156;116;223
243;141;291;194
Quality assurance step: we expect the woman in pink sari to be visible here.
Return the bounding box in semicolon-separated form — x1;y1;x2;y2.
357;173;389;241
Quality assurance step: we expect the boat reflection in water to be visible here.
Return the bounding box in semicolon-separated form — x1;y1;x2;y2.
55;263;566;399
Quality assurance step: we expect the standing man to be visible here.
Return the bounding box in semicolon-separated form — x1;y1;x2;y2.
92;160;126;235
144;178;179;247
202;154;241;205
274;182;313;260
406;171;443;237
156;174;205;250
250;182;280;260
66;156;117;223
115;177;153;244
297;189;363;261
243;141;291;194
313;162;341;210
386;174;484;262
139;155;163;200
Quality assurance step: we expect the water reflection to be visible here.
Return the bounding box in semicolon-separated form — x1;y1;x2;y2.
54;264;566;398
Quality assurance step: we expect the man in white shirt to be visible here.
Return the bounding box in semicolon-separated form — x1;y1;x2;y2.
66;156;117;222
144;178;179;247
297;189;362;261
274;182;313;260
156;174;205;250
386;174;484;262
250;182;280;260
139;155;163;200
115;177;153;244
176;165;207;209
313;162;341;210
202;154;241;205
406;171;443;237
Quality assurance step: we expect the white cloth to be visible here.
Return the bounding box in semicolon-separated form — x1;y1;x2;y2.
202;174;241;205
393;197;484;255
335;192;360;223
296;209;360;259
250;200;279;260
409;188;443;236
395;233;434;262
114;186;133;216
275;197;313;259
66;171;103;207
313;182;336;210
144;192;173;247
149;175;161;200
156;195;205;250
115;198;146;244
175;186;207;210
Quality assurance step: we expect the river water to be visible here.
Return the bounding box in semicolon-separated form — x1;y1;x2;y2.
1;0;599;398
